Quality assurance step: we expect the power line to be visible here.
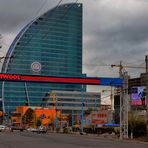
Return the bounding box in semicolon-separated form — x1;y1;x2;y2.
83;63;110;67
2;0;64;57
111;64;145;69
32;0;50;20
0;56;13;63
83;61;145;68
10;0;78;61
42;0;79;39
0;0;51;50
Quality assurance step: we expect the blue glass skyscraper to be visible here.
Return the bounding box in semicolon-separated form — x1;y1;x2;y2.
1;3;86;113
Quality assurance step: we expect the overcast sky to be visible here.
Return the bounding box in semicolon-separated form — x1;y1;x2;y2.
0;0;147;93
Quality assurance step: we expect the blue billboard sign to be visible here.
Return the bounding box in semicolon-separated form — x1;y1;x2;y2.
100;77;123;86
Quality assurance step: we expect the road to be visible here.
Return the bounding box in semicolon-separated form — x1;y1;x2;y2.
0;131;147;148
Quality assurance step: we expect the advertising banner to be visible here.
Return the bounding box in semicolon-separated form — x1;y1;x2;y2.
91;111;111;125
0;73;123;86
130;86;146;106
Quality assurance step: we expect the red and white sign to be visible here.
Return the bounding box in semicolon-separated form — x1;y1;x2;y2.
91;111;111;125
0;73;123;86
0;73;101;85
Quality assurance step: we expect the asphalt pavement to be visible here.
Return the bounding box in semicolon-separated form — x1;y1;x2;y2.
0;131;147;148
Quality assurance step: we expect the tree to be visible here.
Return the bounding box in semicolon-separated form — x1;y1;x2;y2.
22;108;34;126
67;114;72;126
128;111;146;138
84;108;93;116
35;119;42;127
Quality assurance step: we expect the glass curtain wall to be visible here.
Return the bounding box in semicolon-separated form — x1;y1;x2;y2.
1;3;86;113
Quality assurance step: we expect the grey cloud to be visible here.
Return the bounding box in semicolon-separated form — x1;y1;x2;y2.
0;0;57;33
82;0;148;68
0;0;147;80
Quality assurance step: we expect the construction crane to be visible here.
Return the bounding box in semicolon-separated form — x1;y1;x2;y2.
111;64;145;69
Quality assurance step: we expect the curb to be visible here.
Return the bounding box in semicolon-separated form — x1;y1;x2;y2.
48;132;148;144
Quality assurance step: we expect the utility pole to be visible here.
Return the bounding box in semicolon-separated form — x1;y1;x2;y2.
119;61;124;140
119;89;123;140
112;61;129;140
122;71;129;139
110;86;114;111
0;34;2;49
146;55;148;136
112;60;146;139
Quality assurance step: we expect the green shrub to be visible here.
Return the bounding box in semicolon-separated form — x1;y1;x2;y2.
63;127;72;134
84;127;93;133
128;119;146;138
35;119;42;127
56;128;60;133
96;127;114;134
114;127;120;136
128;112;146;138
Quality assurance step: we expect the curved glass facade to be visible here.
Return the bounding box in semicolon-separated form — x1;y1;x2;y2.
1;3;86;113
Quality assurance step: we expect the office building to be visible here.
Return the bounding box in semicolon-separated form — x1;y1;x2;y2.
0;3;86;113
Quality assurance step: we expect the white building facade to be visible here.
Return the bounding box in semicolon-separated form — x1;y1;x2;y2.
43;90;101;115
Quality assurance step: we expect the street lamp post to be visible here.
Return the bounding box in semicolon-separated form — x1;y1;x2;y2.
60;105;62;129
72;110;74;129
94;97;97;111
81;85;84;134
55;100;58;130
50;92;58;131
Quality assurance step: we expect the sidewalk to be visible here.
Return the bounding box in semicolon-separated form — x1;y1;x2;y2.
58;131;148;144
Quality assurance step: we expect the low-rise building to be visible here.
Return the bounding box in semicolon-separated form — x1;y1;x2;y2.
42;90;101;115
11;106;61;127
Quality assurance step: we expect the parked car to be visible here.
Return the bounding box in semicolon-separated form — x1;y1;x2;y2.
26;126;47;133
0;125;7;132
37;126;47;133
27;127;38;132
10;126;25;132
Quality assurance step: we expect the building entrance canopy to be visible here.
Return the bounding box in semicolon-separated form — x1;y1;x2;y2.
0;73;123;86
